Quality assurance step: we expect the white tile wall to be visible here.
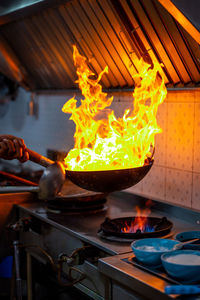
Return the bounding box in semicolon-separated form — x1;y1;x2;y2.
166;102;194;172
192;172;200;211
0;88;80;170
0;87;200;210
0;89;77;155
138;165;166;201
126;177;143;195
166;168;192;207
154;103;167;166
124;90;200;209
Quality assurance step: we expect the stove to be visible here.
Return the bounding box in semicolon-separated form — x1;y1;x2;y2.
99;216;173;239
11;191;200;300
47;196;107;214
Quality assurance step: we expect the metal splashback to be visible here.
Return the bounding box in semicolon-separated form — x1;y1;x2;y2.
0;0;199;90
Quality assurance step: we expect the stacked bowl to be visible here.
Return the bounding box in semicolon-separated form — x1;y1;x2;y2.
131;235;200;282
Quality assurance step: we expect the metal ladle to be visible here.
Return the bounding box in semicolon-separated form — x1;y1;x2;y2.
0;144;64;199
172;238;200;250
27;149;66;200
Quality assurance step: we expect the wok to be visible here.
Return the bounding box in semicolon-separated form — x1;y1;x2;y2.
27;149;153;198
66;162;153;193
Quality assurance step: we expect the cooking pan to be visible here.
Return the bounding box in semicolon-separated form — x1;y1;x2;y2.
26;148;154;197
66;161;153;193
0;148;153;199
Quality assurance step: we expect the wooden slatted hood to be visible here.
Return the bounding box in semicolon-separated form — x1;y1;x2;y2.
0;0;199;90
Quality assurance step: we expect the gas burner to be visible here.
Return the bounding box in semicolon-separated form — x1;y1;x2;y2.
47;197;107;215
46;179;108;214
98;230;135;243
47;206;108;215
98;229;173;243
99;216;173;239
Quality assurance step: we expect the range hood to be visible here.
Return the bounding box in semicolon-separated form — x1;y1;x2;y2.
0;0;199;91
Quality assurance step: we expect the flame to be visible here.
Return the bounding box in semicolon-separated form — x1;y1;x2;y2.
121;200;153;233
62;46;167;171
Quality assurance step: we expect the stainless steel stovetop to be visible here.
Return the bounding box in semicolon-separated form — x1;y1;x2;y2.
16;191;200;254
15;191;200;300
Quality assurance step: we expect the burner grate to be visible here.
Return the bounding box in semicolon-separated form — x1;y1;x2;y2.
100;217;173;239
98;230;173;243
47;197;107;214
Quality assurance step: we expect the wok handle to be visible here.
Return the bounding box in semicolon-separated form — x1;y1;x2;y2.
27;149;54;168
0;171;38;186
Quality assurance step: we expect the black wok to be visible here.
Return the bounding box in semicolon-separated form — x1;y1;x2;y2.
66;161;153;193
27;149;153;197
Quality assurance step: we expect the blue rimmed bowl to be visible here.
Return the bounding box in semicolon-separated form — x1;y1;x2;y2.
161;250;200;282
131;238;179;266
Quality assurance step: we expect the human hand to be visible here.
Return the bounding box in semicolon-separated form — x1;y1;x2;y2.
0;135;29;162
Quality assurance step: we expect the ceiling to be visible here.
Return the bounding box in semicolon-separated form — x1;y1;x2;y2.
0;0;199;91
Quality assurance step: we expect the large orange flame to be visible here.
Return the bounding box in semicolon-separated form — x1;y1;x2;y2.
62;46;167;171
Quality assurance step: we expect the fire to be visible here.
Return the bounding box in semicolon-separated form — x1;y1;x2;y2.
121;200;153;233
62;46;167;171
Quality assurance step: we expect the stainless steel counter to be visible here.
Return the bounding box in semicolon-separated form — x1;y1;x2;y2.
16;191;200;255
99;252;173;300
15;191;200;299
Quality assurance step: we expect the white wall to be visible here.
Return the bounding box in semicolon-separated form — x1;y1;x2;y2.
0;88;77;170
0;88;76;153
0;87;199;211
127;89;200;211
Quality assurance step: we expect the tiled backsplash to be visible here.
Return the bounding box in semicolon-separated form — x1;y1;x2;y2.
0;88;199;210
128;89;200;211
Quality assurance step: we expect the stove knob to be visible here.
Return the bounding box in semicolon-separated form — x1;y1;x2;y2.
58;253;74;266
